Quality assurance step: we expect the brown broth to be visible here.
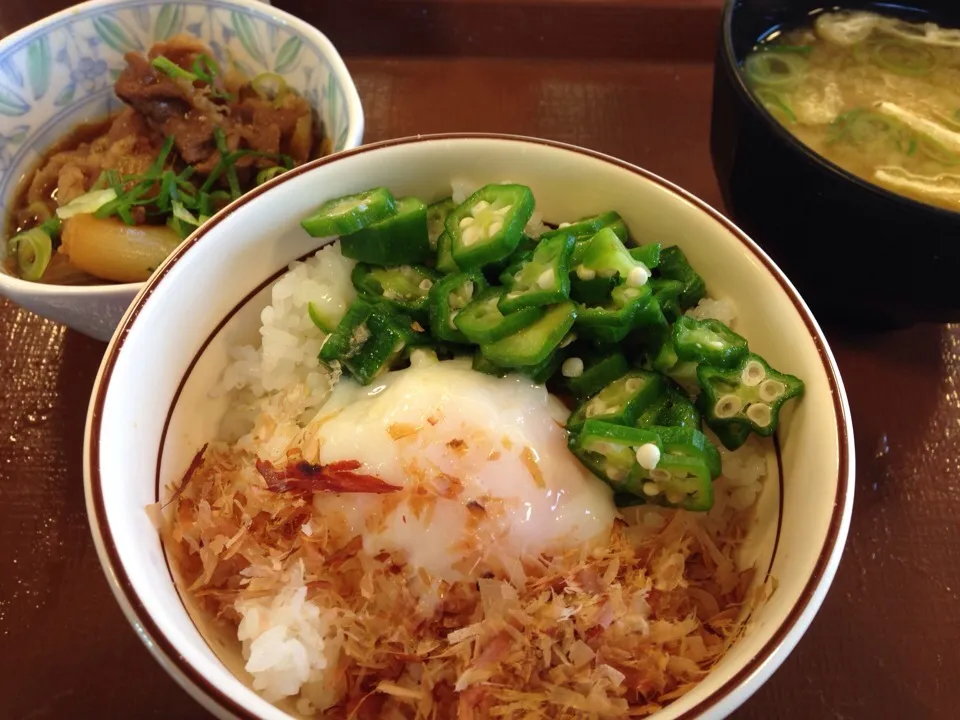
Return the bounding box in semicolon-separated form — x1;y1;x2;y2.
9;115;116;235
3;116;118;284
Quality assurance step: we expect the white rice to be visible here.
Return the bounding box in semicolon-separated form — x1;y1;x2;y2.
218;242;356;399
214;243;356;447
236;562;344;711
713;434;769;513
450;177;477;205
686;296;738;327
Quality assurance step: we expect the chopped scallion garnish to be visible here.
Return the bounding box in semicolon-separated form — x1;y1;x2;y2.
192;53;220;84
10;228;52;281
213;128;242;200
151;56;198;83
172;199;200;227
256;166;287;185
251;73;289;103
56;188;119;219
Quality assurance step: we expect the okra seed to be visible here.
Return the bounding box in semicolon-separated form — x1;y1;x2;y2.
585;401;607;418
463;281;474;295
759;379;786;402
558;222;572;228
650;468;672;483
448;311;459;330
472;200;491;214
575;265;596;281
607;466;626;482
419;279;433;291
741;360;766;387
626;266;650;288
746;402;772;427
634;443;661;470
561;357;584;378
625;378;642;393
489;220;504;237
462;225;481;247
494;204;513;217
642;482;660;496
666;491;684;505
559;332;577;348
459;216;475;229
714;394;743;418
537;268;556;289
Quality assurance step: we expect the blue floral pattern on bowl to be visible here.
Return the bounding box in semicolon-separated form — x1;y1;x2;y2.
0;0;357;231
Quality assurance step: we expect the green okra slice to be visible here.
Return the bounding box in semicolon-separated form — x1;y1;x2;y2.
340;196;431;266
445;184;535;268
567;370;664;432
697;352;805;441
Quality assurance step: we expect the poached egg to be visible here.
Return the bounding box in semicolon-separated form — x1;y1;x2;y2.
301;359;616;584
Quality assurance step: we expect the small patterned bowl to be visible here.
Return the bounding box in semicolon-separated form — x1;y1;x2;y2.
0;0;363;341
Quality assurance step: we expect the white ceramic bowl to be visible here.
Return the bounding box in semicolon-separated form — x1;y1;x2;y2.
0;0;363;341
84;135;855;719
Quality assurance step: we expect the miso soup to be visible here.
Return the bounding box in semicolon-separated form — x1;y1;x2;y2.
743;9;960;212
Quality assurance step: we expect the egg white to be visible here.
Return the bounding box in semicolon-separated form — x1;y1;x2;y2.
302;359;616;584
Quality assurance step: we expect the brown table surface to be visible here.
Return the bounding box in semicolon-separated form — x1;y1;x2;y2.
1;1;958;718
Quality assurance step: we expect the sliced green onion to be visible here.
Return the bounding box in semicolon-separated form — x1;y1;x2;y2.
147;136;177;177
754;88;797;124
117;204;135;225
176;166;197;195
10;228;52;281
38;215;62;237
166;215;186;238
172;199;200;227
103;169;124;191
870;39;937;76
151;56;198;83
95;186;146;222
56;188;118;219
213;128;241;200
250;72;289;102
196;190;231;217
256;166;287;185
760;44;814;57
744;51;808;87
827;108;911;152
155;170;178;212
191;53;220;84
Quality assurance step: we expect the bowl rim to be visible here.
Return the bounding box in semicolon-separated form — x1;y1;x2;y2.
84;132;855;720
717;0;960;222
0;0;364;299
